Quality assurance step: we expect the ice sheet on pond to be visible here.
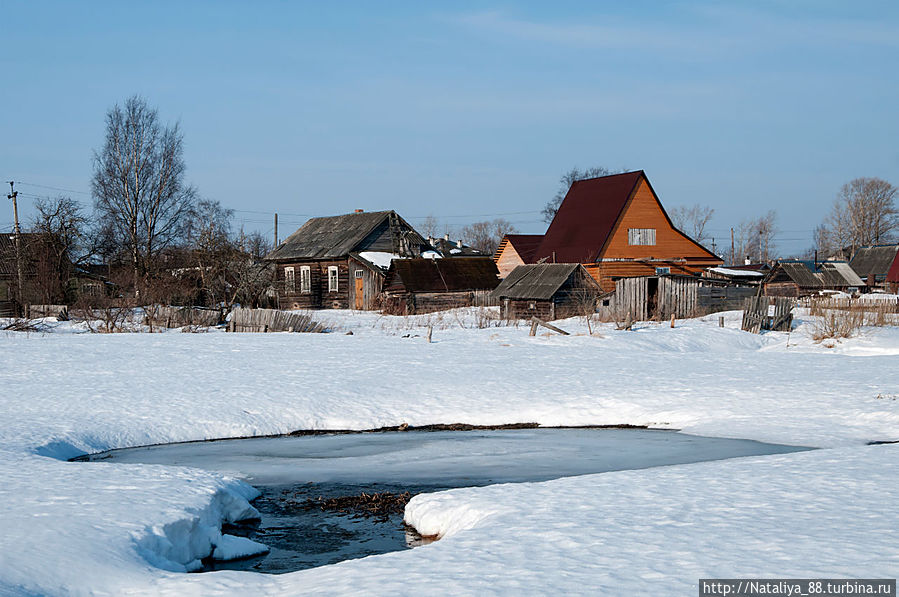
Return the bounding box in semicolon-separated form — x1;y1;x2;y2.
89;429;810;486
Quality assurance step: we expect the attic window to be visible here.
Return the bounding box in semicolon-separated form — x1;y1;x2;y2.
655;267;670;275
628;228;656;246
328;266;339;292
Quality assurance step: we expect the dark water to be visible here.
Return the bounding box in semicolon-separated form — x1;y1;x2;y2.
206;482;451;573
85;428;811;574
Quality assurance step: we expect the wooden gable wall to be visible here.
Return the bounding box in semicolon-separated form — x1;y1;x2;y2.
587;178;721;291
495;240;526;279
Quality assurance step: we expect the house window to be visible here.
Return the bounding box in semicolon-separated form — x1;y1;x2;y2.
628;228;656;246
655;267;670;275
284;267;296;292
354;270;364;279
328;266;339;292
528;301;536;310
300;266;311;293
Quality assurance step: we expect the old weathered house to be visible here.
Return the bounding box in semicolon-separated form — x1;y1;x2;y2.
532;171;722;291
850;244;899;289
493;234;544;279
490;263;601;321
382;257;500;315
265;210;429;310
764;261;862;297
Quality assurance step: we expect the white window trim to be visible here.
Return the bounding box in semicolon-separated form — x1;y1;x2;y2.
628;228;656;246
300;266;311;294
284;266;296;292
328;266;339;292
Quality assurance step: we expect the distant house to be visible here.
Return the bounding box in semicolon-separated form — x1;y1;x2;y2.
490;263;602;321
702;266;767;285
763;261;862;297
265;210;429;310
493;234;544;279
426;235;486;258
382;257;500;315
850;245;899;289
532;171;722;291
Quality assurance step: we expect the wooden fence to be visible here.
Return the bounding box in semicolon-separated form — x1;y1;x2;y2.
799;296;899;313
229;307;326;333
148;305;223;328
741;296;793;333
27;304;69;319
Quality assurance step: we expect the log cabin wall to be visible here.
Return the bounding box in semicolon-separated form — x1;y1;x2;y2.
275;259;352;310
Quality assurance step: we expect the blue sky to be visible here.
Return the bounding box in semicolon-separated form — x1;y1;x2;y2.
2;1;897;256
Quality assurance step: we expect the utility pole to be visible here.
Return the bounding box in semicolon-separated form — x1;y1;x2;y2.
730;227;735;266
6;182;25;315
274;213;278;247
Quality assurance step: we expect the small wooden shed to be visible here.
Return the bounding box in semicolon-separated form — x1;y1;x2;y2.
490;263;601;321
381;257;500;315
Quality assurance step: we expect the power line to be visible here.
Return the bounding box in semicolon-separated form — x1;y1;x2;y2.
13;181;91;196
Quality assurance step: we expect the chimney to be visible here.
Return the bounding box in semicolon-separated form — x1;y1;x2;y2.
458;239;464;249
427;236;434;246
444;233;449;241
745;257;751;265
355;209;364;213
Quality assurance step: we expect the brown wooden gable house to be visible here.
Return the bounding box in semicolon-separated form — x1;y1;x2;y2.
490;263;602;321
493;234;544;279
382;257;500;315
532;171;722;292
265;210;429;310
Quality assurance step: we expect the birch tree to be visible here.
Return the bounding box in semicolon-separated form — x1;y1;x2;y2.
92;95;196;293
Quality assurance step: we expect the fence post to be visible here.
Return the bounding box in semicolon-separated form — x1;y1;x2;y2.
719;316;725;328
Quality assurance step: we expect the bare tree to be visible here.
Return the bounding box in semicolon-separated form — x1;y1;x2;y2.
183;199;234;305
92;95;197;294
29;196;89;303
460;218;519;254
419;215;440;239
542;166;627;223
817;177;897;257
730;211;778;264
669;204;714;244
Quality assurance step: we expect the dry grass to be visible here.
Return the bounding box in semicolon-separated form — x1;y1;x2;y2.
807;297;899;341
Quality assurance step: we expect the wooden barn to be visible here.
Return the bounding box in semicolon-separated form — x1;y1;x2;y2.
532;171;722;291
265;210;429;310
490;263;601;321
763;261;862;297
381;257;500;315
493;234;544;279
850;244;899;290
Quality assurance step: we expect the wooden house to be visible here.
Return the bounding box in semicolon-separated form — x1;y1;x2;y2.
265;210;429;310
427;235;486;258
490;263;601;321
532;171;722;291
763;261;862;297
850;244;899;290
381;257;500;315
493;234;544;279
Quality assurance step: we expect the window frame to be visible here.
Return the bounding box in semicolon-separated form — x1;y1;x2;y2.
328;266;339;292
300;266;311;294
284;266;296;292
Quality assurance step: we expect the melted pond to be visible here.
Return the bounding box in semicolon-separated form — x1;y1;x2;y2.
86;429;810;573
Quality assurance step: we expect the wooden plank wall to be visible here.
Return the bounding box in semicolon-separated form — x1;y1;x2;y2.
657;277;698;318
150;306;222;328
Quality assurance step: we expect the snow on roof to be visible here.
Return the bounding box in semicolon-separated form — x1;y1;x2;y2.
421;250;442;259
708;267;764;277
357;251;400;270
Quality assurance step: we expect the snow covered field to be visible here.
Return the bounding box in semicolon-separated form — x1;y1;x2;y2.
1;309;897;596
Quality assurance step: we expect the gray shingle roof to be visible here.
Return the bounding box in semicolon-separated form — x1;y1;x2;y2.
779;262;822;288
265;211;397;261
489;263;582;300
818;262;863;287
850;245;899;280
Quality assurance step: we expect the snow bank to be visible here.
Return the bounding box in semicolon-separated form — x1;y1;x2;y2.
1;310;899;595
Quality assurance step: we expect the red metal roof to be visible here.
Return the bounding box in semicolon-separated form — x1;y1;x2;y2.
533;171;644;264
503;234;544;264
887;250;899;283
